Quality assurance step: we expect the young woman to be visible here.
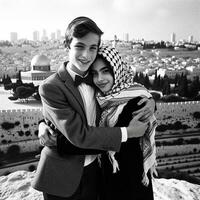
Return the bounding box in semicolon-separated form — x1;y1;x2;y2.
90;45;157;200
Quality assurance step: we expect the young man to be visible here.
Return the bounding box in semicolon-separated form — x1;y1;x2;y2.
32;16;153;200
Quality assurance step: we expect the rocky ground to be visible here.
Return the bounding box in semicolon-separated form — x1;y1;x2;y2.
0;170;200;200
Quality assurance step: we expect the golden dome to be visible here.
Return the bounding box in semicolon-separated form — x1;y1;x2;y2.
31;54;50;67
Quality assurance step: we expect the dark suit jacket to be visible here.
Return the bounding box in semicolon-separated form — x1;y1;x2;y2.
31;62;122;197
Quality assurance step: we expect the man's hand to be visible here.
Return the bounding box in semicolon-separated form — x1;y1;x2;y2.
133;97;155;122
39;122;57;146
127;111;148;138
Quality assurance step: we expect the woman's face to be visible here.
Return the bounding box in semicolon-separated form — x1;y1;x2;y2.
91;57;114;93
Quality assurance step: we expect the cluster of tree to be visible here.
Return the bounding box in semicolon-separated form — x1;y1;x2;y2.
0;74;12;85
1;121;20;130
156;121;191;132
193;112;200;119
0;40;12;47
131;41;200;50
133;71;200;101
156;137;200;146
143;41;167;49
160;94;187;102
3;71;40;102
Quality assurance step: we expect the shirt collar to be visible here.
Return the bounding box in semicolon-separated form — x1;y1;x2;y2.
67;63;89;81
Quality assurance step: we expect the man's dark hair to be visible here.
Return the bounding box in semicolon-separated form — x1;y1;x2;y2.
64;16;103;48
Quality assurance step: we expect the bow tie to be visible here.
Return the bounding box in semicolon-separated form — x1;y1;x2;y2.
74;74;93;87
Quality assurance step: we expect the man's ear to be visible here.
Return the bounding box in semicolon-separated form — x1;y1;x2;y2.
99;40;103;47
63;40;70;49
64;44;70;52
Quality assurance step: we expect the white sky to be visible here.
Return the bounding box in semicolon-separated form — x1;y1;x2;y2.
0;0;200;41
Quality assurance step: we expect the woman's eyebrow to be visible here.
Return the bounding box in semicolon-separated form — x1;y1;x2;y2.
91;44;98;47
100;66;109;71
91;66;108;72
75;42;84;45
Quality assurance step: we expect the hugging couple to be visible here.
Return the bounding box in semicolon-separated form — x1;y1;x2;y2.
32;16;157;200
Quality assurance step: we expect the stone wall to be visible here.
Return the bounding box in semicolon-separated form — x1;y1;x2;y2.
0;108;43;143
0;101;200;155
0;108;43;155
155;101;200;128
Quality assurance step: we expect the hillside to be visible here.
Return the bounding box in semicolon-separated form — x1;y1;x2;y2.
0;170;200;200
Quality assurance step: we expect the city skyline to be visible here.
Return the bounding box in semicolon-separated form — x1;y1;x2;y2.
0;0;200;41
9;29;197;44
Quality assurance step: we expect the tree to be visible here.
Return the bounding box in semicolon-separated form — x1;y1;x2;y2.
157;75;162;90
174;121;182;130
161;94;184;102
3;75;12;85
8;86;35;102
173;74;180;93
162;75;171;95
193;112;200;119
137;72;145;85
144;74;151;89
16;70;22;84
177;74;188;97
160;40;166;48
133;72;139;83
7;145;20;158
152;70;160;90
189;76;200;98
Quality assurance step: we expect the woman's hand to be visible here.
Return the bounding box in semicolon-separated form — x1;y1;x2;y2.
39;121;57;146
127;111;148;138
133;97;155;122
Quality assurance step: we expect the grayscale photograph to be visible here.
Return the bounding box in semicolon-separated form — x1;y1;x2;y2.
0;0;200;199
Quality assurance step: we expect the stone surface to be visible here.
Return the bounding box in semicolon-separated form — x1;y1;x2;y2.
1;170;200;200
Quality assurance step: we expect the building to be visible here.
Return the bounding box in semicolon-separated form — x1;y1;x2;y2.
124;33;129;42
112;35;118;48
171;33;176;43
56;29;62;40
188;35;193;43
10;32;18;42
33;31;40;41
21;54;55;85
41;29;48;41
51;32;56;40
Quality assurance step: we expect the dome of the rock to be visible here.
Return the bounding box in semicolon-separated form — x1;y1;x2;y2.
31;55;50;68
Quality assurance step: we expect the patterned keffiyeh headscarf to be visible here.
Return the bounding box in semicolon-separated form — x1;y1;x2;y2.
97;45;135;96
96;45;157;185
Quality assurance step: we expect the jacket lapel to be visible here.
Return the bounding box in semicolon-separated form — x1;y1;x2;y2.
57;62;86;117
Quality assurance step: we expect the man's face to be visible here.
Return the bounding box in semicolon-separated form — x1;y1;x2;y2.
68;32;99;75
